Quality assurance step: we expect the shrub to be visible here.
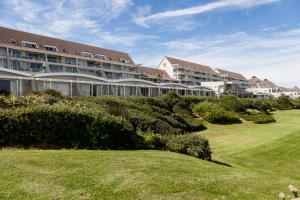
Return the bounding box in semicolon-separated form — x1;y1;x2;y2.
240;113;276;124
239;98;254;109
0;105;137;149
251;99;272;112
44;89;63;98
160;92;181;112
266;96;294;110
162;134;212;160
292;98;300;109
193;102;241;124
105;100;130;119
173;103;206;131
218;95;245;113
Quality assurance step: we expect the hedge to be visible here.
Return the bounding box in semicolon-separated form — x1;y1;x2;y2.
142;134;212;160
0;104;137;149
193;102;241;124
218;95;245;113
240;113;276;124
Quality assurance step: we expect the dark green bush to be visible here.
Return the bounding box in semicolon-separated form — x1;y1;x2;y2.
162;134;212;160
160;92;181;112
251;99;272;112
0;105;137;149
240;113;276;124
266;96;294;110
218;95;245;113
44;89;63;98
173;104;206;131
193;102;241;124
292;98;300;109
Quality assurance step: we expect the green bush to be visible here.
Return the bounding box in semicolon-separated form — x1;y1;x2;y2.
251;99;272;112
193;102;241;124
292;98;300;109
44;89;63;98
173;104;206;131
162;134;212;160
0;105;137;149
240;113;276;124
160;92;181;112
266;96;294;110
218;95;245;113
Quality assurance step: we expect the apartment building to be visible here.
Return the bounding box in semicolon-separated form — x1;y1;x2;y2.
158;56;221;85
158;56;251;97
213;68;250;97
246;76;300;99
0;27;216;97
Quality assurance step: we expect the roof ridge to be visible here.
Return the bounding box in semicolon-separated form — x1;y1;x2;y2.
0;26;130;56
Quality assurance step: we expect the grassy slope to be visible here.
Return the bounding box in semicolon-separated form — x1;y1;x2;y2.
1;110;300;200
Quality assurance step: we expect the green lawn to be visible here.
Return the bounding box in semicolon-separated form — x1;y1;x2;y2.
1;110;299;200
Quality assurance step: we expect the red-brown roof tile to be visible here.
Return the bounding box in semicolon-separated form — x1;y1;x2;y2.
165;56;218;75
216;68;247;81
137;65;176;81
0;26;134;65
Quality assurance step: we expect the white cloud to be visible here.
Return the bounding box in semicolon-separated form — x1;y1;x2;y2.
135;4;152;17
158;27;300;87
133;0;281;28
1;0;156;47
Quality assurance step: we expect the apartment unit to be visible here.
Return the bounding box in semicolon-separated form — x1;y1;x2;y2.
158;56;221;85
213;68;250;97
0;27;216;97
247;76;299;99
158;56;251;97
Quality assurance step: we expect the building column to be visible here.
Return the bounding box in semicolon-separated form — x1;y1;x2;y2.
70;82;73;97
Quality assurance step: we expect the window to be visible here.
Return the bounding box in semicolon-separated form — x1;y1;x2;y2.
29;63;42;72
9;50;21;58
82;51;93;58
64;57;76;65
22;41;38;48
95;54;106;60
0;59;7;68
66;67;77;73
120;58;129;63
45;45;58;52
0;48;7;56
10;39;18;45
11;60;21;70
47;56;58;63
49;65;62;72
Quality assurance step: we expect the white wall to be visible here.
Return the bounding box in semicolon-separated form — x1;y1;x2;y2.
158;57;175;79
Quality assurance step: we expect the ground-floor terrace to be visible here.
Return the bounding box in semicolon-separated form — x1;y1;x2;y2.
0;68;216;97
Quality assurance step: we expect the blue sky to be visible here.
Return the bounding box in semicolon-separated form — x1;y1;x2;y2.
0;0;299;87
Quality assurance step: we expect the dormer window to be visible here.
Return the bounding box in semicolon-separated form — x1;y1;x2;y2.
10;39;18;45
95;54;106;60
120;58;129;63
45;45;58;52
82;51;93;58
22;41;38;48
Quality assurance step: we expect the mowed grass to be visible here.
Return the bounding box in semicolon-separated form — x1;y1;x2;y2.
1;110;300;200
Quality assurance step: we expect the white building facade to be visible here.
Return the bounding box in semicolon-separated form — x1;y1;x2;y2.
0;27;216;97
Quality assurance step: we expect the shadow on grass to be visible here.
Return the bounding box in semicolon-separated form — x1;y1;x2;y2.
210;160;232;167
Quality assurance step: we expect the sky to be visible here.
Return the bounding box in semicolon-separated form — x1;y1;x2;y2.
0;0;299;87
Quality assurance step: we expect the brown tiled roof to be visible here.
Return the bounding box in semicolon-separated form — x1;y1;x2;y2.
261;79;277;87
216;68;247;81
165;56;218;75
137;66;175;81
0;26;134;65
248;76;262;85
